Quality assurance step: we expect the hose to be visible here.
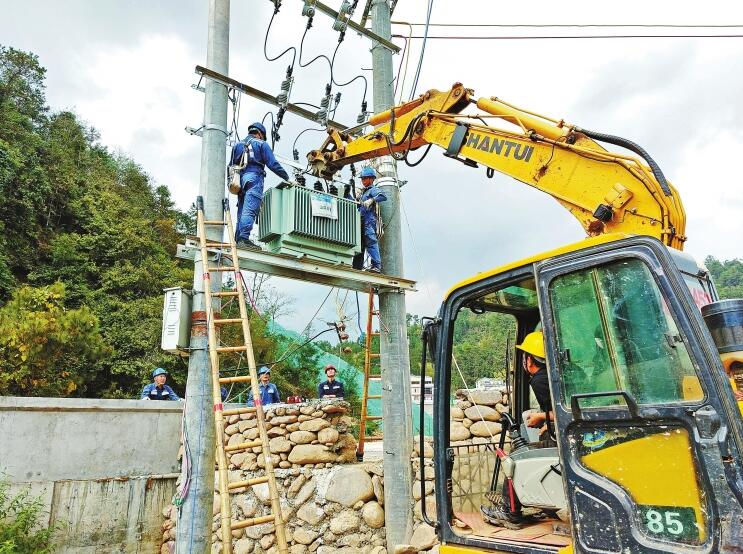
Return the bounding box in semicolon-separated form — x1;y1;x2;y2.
576;127;672;196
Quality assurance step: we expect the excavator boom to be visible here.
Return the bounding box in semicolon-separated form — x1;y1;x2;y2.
308;83;686;250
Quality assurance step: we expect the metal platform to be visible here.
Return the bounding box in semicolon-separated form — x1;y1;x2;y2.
177;237;417;294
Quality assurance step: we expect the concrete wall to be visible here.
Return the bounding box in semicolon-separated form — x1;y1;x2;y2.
0;397;183;553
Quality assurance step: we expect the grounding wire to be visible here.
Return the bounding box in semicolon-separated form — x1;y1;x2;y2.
408;0;434;100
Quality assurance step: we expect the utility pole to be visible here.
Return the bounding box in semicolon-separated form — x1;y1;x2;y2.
177;0;230;551
371;0;414;547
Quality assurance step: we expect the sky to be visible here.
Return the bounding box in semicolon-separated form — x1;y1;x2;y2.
3;0;743;341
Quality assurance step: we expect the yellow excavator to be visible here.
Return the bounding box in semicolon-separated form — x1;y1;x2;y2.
307;84;743;553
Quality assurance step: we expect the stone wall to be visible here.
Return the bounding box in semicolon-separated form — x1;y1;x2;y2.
162;399;387;554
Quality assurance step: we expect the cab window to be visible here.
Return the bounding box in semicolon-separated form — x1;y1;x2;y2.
550;258;703;406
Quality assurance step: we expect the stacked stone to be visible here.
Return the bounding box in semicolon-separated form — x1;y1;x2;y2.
408;439;438;553
449;387;510;445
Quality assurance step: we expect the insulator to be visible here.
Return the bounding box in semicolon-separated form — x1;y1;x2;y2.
316;109;327;123
328;183;338;196
296;175;306;187
313;180;324;191
357;112;366;124
339;332;349;341
337;322;346;332
339;0;351;14
277;92;288;105
320;96;330;109
293;148;299;161
302;3;315;17
281;79;291;93
334;92;342;104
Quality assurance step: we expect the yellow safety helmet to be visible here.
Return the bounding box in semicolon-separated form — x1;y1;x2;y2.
516;331;546;360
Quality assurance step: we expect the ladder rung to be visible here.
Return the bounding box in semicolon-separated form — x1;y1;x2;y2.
371;310;380;315
224;439;263;453
231;514;276;531
214;318;245;325
219;375;251;384
361;435;384;442
366;416;383;421
369;375;382;380
205;242;232;248
369;353;381;358
216;345;249;353
213;291;240;297
227;475;269;490
203;220;227;225
222;406;257;416
370;332;380;336
366;395;382;400
208;267;236;272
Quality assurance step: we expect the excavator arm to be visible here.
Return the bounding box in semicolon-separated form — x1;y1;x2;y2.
307;83;686;250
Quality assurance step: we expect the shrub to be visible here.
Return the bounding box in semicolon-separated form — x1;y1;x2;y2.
0;480;56;553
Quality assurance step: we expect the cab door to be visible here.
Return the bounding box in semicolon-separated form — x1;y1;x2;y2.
534;237;743;553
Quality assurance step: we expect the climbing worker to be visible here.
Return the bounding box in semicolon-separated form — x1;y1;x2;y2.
318;364;345;399
247;366;281;406
229;122;290;249
140;368;181;401
348;166;386;273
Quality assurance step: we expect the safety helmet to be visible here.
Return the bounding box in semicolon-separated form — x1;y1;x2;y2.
360;167;376;179
257;366;271;376
248;122;267;137
516;331;546;361
324;364;337;374
152;367;168;378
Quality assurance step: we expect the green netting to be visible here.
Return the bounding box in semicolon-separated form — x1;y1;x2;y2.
268;321;434;436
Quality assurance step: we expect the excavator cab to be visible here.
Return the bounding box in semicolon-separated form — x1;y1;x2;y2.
427;234;743;553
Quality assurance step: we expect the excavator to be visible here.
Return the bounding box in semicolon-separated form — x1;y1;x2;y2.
306;84;743;553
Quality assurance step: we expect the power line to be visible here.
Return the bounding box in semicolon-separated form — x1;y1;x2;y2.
392;22;743;28
393;33;743;40
408;0;433;100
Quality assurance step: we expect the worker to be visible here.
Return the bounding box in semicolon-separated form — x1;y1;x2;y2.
141;368;181;401
318;364;345;398
481;330;560;528
230;122;290;249
349;167;386;273
247;366;281;406
517;330;553;441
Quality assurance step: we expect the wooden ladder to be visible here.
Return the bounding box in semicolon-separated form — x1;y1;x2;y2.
196;197;288;554
356;289;383;461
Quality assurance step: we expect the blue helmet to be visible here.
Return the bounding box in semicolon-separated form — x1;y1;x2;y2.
360;167;376;179
257;366;271;376
152;367;168;378
248;122;267;138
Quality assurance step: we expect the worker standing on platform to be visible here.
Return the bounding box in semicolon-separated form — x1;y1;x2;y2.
349;167;386;273
230;122;290;249
247;366;281;406
141;368;181;401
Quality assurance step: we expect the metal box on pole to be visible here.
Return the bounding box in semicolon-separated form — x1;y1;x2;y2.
161;287;192;355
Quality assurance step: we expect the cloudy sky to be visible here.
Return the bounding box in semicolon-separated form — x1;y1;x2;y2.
3;1;743;339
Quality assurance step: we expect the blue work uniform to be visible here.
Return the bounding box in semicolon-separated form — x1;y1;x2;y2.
347;185;387;270
246;382;281;406
141;383;181;401
230;136;289;242
318;379;345;399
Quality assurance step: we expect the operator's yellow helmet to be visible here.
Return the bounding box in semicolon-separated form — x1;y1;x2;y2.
516;331;546;360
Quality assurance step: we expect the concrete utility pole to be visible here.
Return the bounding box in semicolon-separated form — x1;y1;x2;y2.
371;0;414;547
177;0;230;551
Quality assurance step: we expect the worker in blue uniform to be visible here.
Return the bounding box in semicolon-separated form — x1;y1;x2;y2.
318;364;345;398
349;166;387;273
141;368;181;401
230;122;290;249
247;366;281;406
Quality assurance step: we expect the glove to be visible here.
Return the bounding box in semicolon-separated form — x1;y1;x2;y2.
362;199;374;209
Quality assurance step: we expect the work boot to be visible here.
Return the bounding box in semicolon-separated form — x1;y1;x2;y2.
481;504;526;530
236;239;259;250
366;266;381;274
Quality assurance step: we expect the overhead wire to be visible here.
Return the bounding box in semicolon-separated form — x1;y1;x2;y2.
263;6;297;67
408;0;434;100
330;36;369;106
393;22;743;28
394;33;743;40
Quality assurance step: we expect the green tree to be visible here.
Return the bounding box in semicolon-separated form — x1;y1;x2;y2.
0;283;109;396
706;256;743;299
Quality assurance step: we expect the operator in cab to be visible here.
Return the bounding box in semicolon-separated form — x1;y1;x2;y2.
517;330;554;443
141;368;181;401
247;366;281;407
318;364;345;399
230;122;289;249
348;167;386;273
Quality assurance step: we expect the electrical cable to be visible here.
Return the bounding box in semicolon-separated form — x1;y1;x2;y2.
298;16;333;76
261;111;276;149
267;327;337;368
408;0;434;100
330;38;369;106
292;127;326;157
263;7;297;68
393;34;410;102
355;292;364;337
394;33;743;40
393;22;743;28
